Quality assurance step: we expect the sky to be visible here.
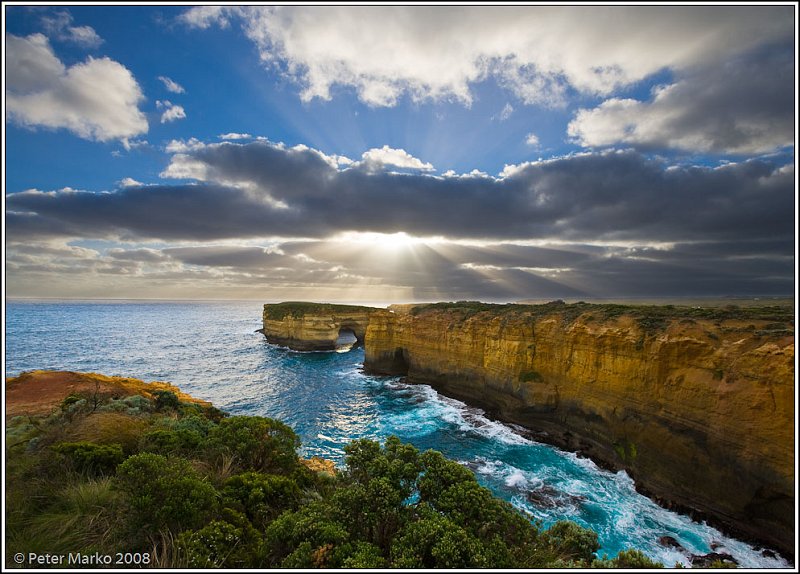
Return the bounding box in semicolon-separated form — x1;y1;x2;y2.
3;4;797;303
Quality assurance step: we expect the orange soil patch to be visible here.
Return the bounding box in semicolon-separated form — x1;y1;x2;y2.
6;370;210;418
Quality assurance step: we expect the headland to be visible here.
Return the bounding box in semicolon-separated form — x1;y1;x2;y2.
262;300;795;556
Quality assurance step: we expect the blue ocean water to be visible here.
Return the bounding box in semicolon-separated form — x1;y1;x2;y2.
4;300;789;568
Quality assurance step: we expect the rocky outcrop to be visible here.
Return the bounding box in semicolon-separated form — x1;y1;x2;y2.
262;302;380;351
363;302;795;555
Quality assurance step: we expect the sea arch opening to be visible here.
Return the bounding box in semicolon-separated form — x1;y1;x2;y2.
335;326;359;352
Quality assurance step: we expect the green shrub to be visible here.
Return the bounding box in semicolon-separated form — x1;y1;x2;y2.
418;449;476;502
333;541;386;568
52;441;125;476
140;428;205;456
153;390;181;411
433;479;535;548
61;394;85;411
331;477;406;550
6;416;40;448
222;472;302;528
177;512;262;569
208;416;300;474
344;435;421;498
99;394;153;415
115;453;218;534
263;502;349;567
538;520;600;565
593;548;663;568
178;520;243;568
172;413;216;435
391;510;485;568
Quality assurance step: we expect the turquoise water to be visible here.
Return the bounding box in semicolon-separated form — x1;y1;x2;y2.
4;300;790;567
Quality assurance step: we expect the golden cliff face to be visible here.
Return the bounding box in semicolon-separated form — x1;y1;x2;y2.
262;302;379;351
364;303;795;553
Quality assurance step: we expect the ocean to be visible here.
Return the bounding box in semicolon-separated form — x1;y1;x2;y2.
4;300;789;568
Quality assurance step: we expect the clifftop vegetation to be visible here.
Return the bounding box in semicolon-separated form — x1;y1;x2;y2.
409;300;793;333
263;302;378;321
5;371;664;569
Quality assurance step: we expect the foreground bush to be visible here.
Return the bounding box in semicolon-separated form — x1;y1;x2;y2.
6;382;660;569
52;441;125;476
115;453;218;535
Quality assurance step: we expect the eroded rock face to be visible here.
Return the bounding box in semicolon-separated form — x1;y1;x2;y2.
262;302;380;351
363;304;795;555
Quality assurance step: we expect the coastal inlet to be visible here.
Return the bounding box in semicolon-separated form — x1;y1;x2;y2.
4;300;792;567
262;300;795;560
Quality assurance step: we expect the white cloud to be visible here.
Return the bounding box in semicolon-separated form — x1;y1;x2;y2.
121;138;149;152
360;145;434;171
157;100;187;123
567;47;794;156
180;6;791;107
5;34;65;92
219;132;252;140
179;6;232;29
160;154;209;180
525;132;540;148
6;34;147;142
158;75;186;94
118;177;143;187
165;138;205;153
498;103;514;121
42;11;103;48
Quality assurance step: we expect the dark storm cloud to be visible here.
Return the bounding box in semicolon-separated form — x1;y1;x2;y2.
6;142;794;247
573;252;794;297
6;184;285;240
133;239;791;300
6;140;794;297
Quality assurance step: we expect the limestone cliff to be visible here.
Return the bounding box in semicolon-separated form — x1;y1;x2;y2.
262;302;380;351
363;301;795;555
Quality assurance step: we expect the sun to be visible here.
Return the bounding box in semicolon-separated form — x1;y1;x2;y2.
334;231;442;251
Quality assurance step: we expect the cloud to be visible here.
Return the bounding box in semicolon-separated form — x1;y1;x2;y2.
158;75;186;94
6;34;147;142
7;233;793;301
5;33;65;92
163;245;286;268
106;247;166;262
525;132;540;148
157;100;187;123
41;10;103;48
568;44;794;155
180;6;791;108
118;177;143;187
179;6;232;29
165;138;205;153
121;138;149;152
498;103;514;121
219;132;253;140
359;146;434;171
7;140;793;252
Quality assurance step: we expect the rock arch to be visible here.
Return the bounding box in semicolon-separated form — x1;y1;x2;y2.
261;303;378;351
